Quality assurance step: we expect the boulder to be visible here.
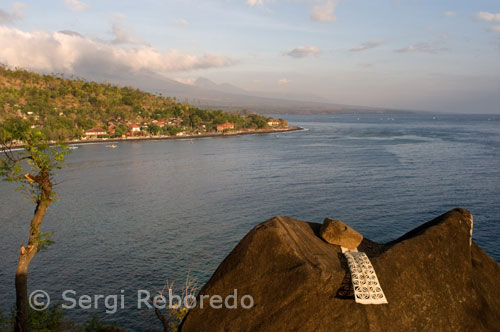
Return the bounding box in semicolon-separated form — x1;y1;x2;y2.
319;218;363;249
180;209;500;332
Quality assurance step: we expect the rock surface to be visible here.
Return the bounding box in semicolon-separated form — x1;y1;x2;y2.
180;209;500;332
319;218;363;249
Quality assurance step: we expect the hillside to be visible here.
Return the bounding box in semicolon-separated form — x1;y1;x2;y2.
0;66;286;141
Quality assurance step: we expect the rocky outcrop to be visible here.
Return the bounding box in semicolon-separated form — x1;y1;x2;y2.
320;218;363;249
180;209;500;332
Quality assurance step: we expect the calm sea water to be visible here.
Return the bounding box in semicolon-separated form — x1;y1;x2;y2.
1;113;499;330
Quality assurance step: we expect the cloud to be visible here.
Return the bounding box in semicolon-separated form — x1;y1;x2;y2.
247;0;263;6
278;78;290;85
0;26;235;76
110;14;148;45
64;0;89;12
395;38;448;54
246;0;274;7
172;18;189;27
173;77;196;85
474;12;500;22
488;25;500;33
0;2;26;24
444;11;456;17
349;40;385;52
310;0;339;22
58;30;83;37
283;45;320;58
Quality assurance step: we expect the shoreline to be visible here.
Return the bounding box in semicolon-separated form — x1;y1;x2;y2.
64;126;303;146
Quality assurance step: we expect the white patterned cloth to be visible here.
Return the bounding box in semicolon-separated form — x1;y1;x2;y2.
342;248;388;305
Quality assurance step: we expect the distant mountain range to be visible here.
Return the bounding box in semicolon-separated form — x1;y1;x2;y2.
79;70;411;115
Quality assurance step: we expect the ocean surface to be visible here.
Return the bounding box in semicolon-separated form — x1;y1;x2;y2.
1;113;499;330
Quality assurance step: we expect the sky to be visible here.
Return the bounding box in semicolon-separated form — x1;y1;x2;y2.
0;0;499;113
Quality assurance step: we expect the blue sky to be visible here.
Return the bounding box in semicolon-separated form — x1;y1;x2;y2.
1;0;500;113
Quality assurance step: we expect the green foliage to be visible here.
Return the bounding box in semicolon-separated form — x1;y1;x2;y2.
28;303;77;332
148;125;161;136
247;114;267;129
166;126;183;136
0;305;124;332
0;118;70;200
169;307;188;332
33;232;56;252
0;66;281;140
82;315;124;332
0;309;11;332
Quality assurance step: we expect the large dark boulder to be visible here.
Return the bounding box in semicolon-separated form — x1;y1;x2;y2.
180;209;500;332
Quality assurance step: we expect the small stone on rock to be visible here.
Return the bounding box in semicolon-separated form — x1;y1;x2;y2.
320;218;363;249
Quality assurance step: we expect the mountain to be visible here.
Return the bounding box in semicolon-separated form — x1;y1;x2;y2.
194;77;247;95
61;69;406;115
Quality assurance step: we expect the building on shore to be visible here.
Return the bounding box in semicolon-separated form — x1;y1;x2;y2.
108;124;116;135
129;124;141;134
84;128;107;139
267;119;281;127
216;122;235;132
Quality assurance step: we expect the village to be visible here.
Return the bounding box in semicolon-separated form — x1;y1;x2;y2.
82;118;287;140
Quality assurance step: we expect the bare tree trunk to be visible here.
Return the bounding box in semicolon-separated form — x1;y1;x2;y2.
154;307;170;332
14;185;51;332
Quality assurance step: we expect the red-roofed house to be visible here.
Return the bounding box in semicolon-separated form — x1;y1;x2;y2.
267;119;281;127
216;122;234;132
130;124;141;135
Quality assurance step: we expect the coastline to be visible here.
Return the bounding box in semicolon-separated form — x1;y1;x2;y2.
64;126;303;146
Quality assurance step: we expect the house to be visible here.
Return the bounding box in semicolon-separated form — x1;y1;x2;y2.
108;124;116;135
130;124;141;134
84;128;107;138
156;121;165;128
216;122;235;132
267;119;281;127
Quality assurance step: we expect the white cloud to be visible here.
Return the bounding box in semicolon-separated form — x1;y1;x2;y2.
278;78;290;85
173;77;196;85
395;41;447;54
64;0;89;12
310;0;339;22
444;11;456;17
110;14;148;45
172;18;189;27
488;25;500;33
0;26;235;76
0;2;26;24
283;45;320;58
349;40;385;52
247;0;263;6
474;12;500;23
247;0;274;7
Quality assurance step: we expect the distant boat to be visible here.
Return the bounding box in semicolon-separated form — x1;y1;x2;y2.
68;145;78;150
106;144;117;148
190;139;194;144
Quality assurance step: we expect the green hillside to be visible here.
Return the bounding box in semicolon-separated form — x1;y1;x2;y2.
0;66;286;140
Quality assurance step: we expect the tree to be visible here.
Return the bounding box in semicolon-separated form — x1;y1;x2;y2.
0;118;69;332
148;125;161;136
278;118;288;127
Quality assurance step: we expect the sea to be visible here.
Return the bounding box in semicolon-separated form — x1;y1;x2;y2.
0;113;499;330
